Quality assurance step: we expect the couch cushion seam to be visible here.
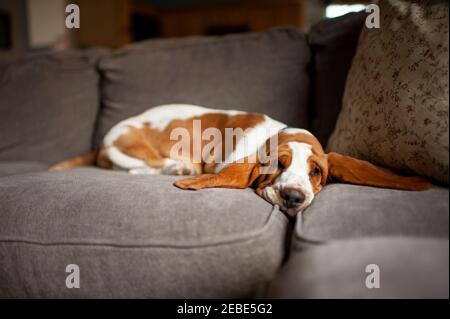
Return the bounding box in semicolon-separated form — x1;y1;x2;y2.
0;206;288;249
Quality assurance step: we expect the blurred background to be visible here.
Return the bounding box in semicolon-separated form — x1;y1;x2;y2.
0;0;369;55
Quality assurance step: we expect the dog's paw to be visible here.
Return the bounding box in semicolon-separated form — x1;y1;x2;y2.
163;160;196;176
129;167;160;175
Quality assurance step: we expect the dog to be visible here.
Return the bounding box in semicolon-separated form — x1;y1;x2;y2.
49;104;432;216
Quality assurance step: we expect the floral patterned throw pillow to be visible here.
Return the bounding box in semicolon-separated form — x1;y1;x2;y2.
328;0;449;184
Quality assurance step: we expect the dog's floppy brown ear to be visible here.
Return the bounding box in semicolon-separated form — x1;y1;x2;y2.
174;161;261;190
327;152;432;191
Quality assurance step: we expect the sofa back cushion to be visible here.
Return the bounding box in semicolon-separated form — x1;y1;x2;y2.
95;27;310;147
0;50;104;164
308;12;366;147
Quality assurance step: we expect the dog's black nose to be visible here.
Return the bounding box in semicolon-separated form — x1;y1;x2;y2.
281;188;305;208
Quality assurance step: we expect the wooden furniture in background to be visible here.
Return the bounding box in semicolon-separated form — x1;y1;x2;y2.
0;10;12;49
73;0;131;48
132;0;307;38
72;0;307;48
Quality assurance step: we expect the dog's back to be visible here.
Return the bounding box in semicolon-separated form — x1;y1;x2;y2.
49;104;286;174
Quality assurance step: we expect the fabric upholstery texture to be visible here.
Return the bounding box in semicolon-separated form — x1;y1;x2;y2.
308;11;366;146
294;184;449;245
0;161;49;177
328;0;449;183
0;16;448;299
0;50;105;165
94;27;311;147
267;237;449;299
0;168;288;298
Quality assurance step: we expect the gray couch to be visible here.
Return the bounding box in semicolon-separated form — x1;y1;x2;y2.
0;13;448;299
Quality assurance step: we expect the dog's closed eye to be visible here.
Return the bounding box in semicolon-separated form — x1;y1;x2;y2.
309;167;321;177
277;152;292;170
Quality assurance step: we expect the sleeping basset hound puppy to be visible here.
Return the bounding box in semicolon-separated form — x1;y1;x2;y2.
50;104;432;216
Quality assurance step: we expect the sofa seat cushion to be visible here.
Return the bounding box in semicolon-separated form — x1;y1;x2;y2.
0;161;49;177
0;168;288;298
294;184;449;245
267;237;449;299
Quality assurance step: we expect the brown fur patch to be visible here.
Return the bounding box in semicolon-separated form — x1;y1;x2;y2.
307;156;324;193
277;131;325;156
113;112;266;171
253;144;292;193
48;151;98;172
96;147;113;169
113;126;167;168
327;152;433;191
174;161;262;190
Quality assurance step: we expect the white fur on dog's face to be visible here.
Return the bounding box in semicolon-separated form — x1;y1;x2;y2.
260;142;317;216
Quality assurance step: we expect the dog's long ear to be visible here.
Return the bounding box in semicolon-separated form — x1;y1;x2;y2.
327;152;432;191
174;161;261;190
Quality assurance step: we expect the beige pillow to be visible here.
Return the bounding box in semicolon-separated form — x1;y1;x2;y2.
328;0;449;184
